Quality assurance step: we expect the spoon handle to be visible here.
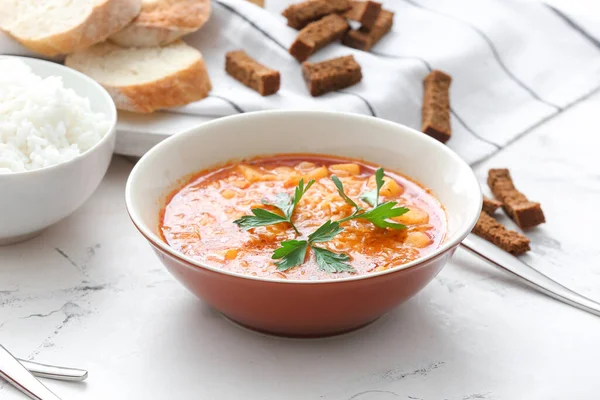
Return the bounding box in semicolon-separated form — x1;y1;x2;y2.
18;359;88;382
0;345;61;400
461;234;600;317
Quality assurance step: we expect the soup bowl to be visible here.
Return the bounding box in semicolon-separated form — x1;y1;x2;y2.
125;111;481;337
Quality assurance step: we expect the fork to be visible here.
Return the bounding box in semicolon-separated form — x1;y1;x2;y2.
0;344;61;399
17;359;87;382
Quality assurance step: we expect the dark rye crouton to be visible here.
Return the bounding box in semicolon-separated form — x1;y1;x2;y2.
289;14;349;62
342;9;393;51
488;169;546;230
302;55;362;96
482;196;502;214
343;1;382;30
282;0;351;30
421;70;452;143
225;50;280;96
472;212;531;255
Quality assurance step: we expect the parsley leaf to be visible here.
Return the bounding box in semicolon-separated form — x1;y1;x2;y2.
313;246;355;273
236;179;315;234
233;208;288;230
292;179;315;215
360;167;385;207
331;175;361;210
308;220;344;243
272;221;347;272
263;192;293;217
360;190;377;208
272;240;308;271
357;202;409;229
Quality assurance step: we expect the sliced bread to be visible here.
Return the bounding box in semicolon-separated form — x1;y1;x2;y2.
109;0;211;47
0;0;142;57
65;41;212;113
245;0;265;7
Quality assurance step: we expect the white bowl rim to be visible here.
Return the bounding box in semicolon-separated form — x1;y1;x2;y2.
126;110;482;285
0;55;117;178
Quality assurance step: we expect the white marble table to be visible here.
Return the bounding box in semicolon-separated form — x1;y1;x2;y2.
1;89;600;399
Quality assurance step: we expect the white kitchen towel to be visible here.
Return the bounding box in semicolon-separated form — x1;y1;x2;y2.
4;0;600;164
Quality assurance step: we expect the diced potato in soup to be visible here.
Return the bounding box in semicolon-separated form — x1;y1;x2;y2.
304;166;328;181
404;232;432;248
381;177;404;197
329;163;361;176
392;207;430;225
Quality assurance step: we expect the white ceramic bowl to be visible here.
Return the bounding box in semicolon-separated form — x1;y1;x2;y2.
126;110;482;336
0;56;116;245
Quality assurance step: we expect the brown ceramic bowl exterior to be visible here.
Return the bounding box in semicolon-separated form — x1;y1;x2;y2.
150;242;456;337
126;111;481;337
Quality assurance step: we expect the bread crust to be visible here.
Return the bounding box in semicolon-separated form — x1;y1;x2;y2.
110;0;211;47
245;0;265;7
3;0;142;56
105;57;212;113
65;42;212;113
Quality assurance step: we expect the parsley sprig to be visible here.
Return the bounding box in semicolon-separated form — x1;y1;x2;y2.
233;179;314;234
335;168;409;229
272;220;354;272
359;167;384;207
233;168;409;274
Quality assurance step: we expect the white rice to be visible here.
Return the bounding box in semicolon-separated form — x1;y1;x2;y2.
0;59;110;173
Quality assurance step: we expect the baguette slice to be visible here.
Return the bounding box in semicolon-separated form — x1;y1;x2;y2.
66;41;212;113
0;0;142;57
245;0;265;6
110;0;211;47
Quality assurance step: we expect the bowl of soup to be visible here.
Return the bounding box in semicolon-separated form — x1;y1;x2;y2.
126;111;481;336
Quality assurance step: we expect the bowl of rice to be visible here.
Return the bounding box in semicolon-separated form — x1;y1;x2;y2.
0;56;117;245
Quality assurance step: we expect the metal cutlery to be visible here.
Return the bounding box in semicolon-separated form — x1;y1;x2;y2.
461;234;600;318
17;359;87;382
0;345;88;399
0;345;62;400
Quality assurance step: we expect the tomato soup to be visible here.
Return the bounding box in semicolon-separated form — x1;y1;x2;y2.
160;155;447;280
